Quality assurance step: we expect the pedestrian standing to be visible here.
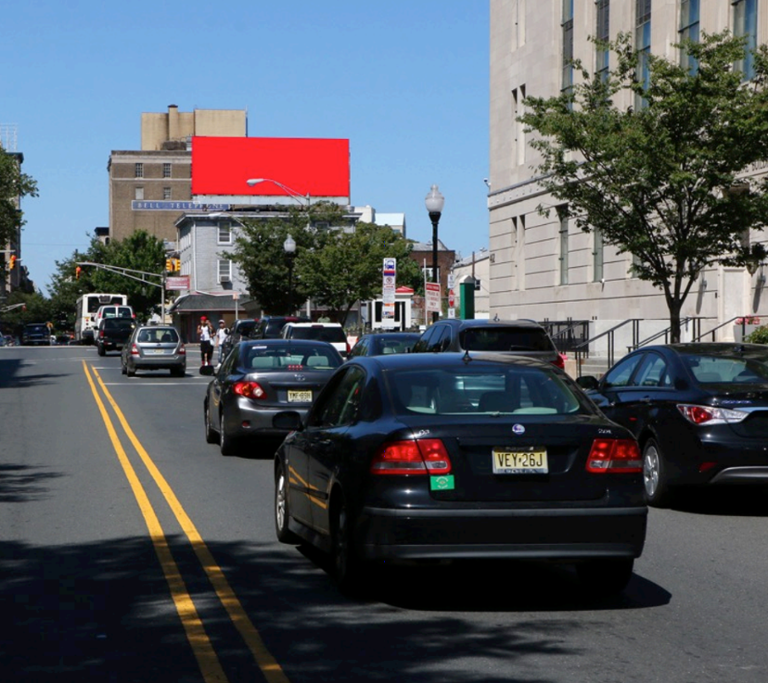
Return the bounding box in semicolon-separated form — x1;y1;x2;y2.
214;319;228;364
198;316;214;366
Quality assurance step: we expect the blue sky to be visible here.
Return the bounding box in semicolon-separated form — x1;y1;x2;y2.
3;1;489;293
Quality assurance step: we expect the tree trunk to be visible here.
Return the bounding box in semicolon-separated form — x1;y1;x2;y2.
669;299;683;344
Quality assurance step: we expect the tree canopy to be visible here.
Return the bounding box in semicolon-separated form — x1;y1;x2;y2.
520;31;768;342
0;148;38;267
232;203;421;325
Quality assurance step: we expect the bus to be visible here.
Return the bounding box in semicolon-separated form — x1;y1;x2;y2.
75;293;129;344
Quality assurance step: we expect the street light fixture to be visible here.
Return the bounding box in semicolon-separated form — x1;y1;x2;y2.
284;234;297;314
425;184;445;323
246;178;311;207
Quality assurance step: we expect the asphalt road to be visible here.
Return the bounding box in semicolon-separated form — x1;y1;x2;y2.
1;344;768;683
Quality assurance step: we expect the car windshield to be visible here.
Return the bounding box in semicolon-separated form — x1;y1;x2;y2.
459;327;553;352
26;325;47;335
682;352;768;384
243;344;342;371
137;328;179;344
387;366;587;416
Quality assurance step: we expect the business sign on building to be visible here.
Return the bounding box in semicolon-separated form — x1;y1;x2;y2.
191;137;350;204
132;201;231;211
166;276;190;291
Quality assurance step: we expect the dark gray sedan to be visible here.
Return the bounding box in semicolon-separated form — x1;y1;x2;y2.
204;339;344;455
121;325;186;377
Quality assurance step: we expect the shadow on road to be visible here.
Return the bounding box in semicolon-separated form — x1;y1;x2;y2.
670;487;768;517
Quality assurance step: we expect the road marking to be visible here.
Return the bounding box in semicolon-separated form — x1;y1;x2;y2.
85;361;291;683
82;362;227;683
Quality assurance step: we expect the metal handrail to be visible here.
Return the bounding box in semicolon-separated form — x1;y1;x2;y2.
693;315;762;342
629;317;702;350
571;319;641;376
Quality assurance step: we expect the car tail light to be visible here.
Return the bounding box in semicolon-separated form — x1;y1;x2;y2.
233;381;266;399
178;343;186;355
370;438;451;475
345;340;351;356
130;343;140;356
551;353;566;370
677;404;748;425
586;438;642;473
99;330;105;339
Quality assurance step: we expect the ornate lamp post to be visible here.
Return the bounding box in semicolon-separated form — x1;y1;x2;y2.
425;184;445;323
284;234;297;314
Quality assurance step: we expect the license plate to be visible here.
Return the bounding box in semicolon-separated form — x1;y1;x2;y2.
288;390;312;402
492;448;548;474
147;348;167;355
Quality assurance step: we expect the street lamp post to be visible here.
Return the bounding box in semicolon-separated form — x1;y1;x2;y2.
246;178;310;207
425;184;445;323
284;234;297;314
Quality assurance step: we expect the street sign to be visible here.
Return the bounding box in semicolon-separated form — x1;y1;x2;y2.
448;291;455;308
166;276;190;290
425;282;441;313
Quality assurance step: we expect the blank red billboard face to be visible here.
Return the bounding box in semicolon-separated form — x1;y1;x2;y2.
191;137;350;200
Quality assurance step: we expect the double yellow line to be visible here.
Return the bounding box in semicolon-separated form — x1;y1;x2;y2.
83;361;290;683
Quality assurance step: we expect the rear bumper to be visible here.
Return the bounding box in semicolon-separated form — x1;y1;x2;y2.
224;400;308;437
131;357;185;371
356;505;647;562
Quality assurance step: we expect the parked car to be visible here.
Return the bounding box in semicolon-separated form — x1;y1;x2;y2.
411;318;564;369
348;331;420;358
204;339;344;455
121;325;186;377
280;322;351;357
222;318;259;358
96;318;136;356
576;342;768;507
251;315;310;340
273;352;647;596
21;323;52;346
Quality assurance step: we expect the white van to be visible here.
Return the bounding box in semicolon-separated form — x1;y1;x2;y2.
280;322;350;357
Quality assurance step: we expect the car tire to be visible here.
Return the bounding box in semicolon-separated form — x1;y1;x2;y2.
275;461;300;544
332;496;363;597
643;438;673;508
219;411;237;456
97;344;105;357
204;400;218;444
121;361;126;375
127;365;136;377
577;558;634;596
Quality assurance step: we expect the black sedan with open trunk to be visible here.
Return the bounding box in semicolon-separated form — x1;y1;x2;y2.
274;352;647;596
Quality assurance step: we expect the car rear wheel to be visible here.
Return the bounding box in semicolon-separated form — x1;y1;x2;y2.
204;400;218;444
643;438;672;507
275;462;300;544
332;497;363;596
577;558;634;596
126;364;136;377
97;344;105;357
219;411;237;456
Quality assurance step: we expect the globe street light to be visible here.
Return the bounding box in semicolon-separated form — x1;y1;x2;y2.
284;234;297;314
246;178;310;207
425;184;445;323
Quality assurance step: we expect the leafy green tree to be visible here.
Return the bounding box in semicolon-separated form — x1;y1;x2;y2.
298;221;422;325
48;231;166;323
0;149;38;266
520;31;768;342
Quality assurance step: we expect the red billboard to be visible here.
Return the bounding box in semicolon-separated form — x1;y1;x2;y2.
191;136;350;201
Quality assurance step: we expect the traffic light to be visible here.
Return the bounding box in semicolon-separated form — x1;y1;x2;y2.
9;255;16;270
174;258;181;272
166;258;173;272
75;266;81;280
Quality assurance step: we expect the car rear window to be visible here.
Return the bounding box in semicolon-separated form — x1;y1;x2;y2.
137;328;179;343
459;327;555;352
26;325;48;335
683;353;768;384
288;326;346;343
244;344;342;371
388;367;586;416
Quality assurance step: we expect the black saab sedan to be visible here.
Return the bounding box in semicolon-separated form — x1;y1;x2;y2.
577;343;768;507
204;339;344;455
273;352;647;596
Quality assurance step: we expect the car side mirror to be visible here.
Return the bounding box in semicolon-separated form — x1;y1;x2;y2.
575;375;600;391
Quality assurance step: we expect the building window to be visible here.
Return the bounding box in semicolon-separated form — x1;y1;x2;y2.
163;163;172;178
593;228;604;282
134;186;144;200
562;0;574;99
635;0;652;110
163;187;171;200
596;0;610;81
217;222;232;244
218;259;232;283
135;163;144;178
558;210;569;286
733;0;757;81
679;0;700;73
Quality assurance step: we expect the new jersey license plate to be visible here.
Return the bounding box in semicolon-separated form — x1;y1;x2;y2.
287;390;312;402
492;448;548;474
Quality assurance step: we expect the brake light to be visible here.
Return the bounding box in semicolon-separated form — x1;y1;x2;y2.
551;353;566;370
130;343;139;356
345;340;351;356
233;381;266;399
370;438;451;475
676;404;748;425
178;343;186;355
586;438;642;473
99;330;105;339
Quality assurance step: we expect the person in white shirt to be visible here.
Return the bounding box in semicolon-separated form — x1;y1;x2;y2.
214;320;229;364
197;316;214;366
